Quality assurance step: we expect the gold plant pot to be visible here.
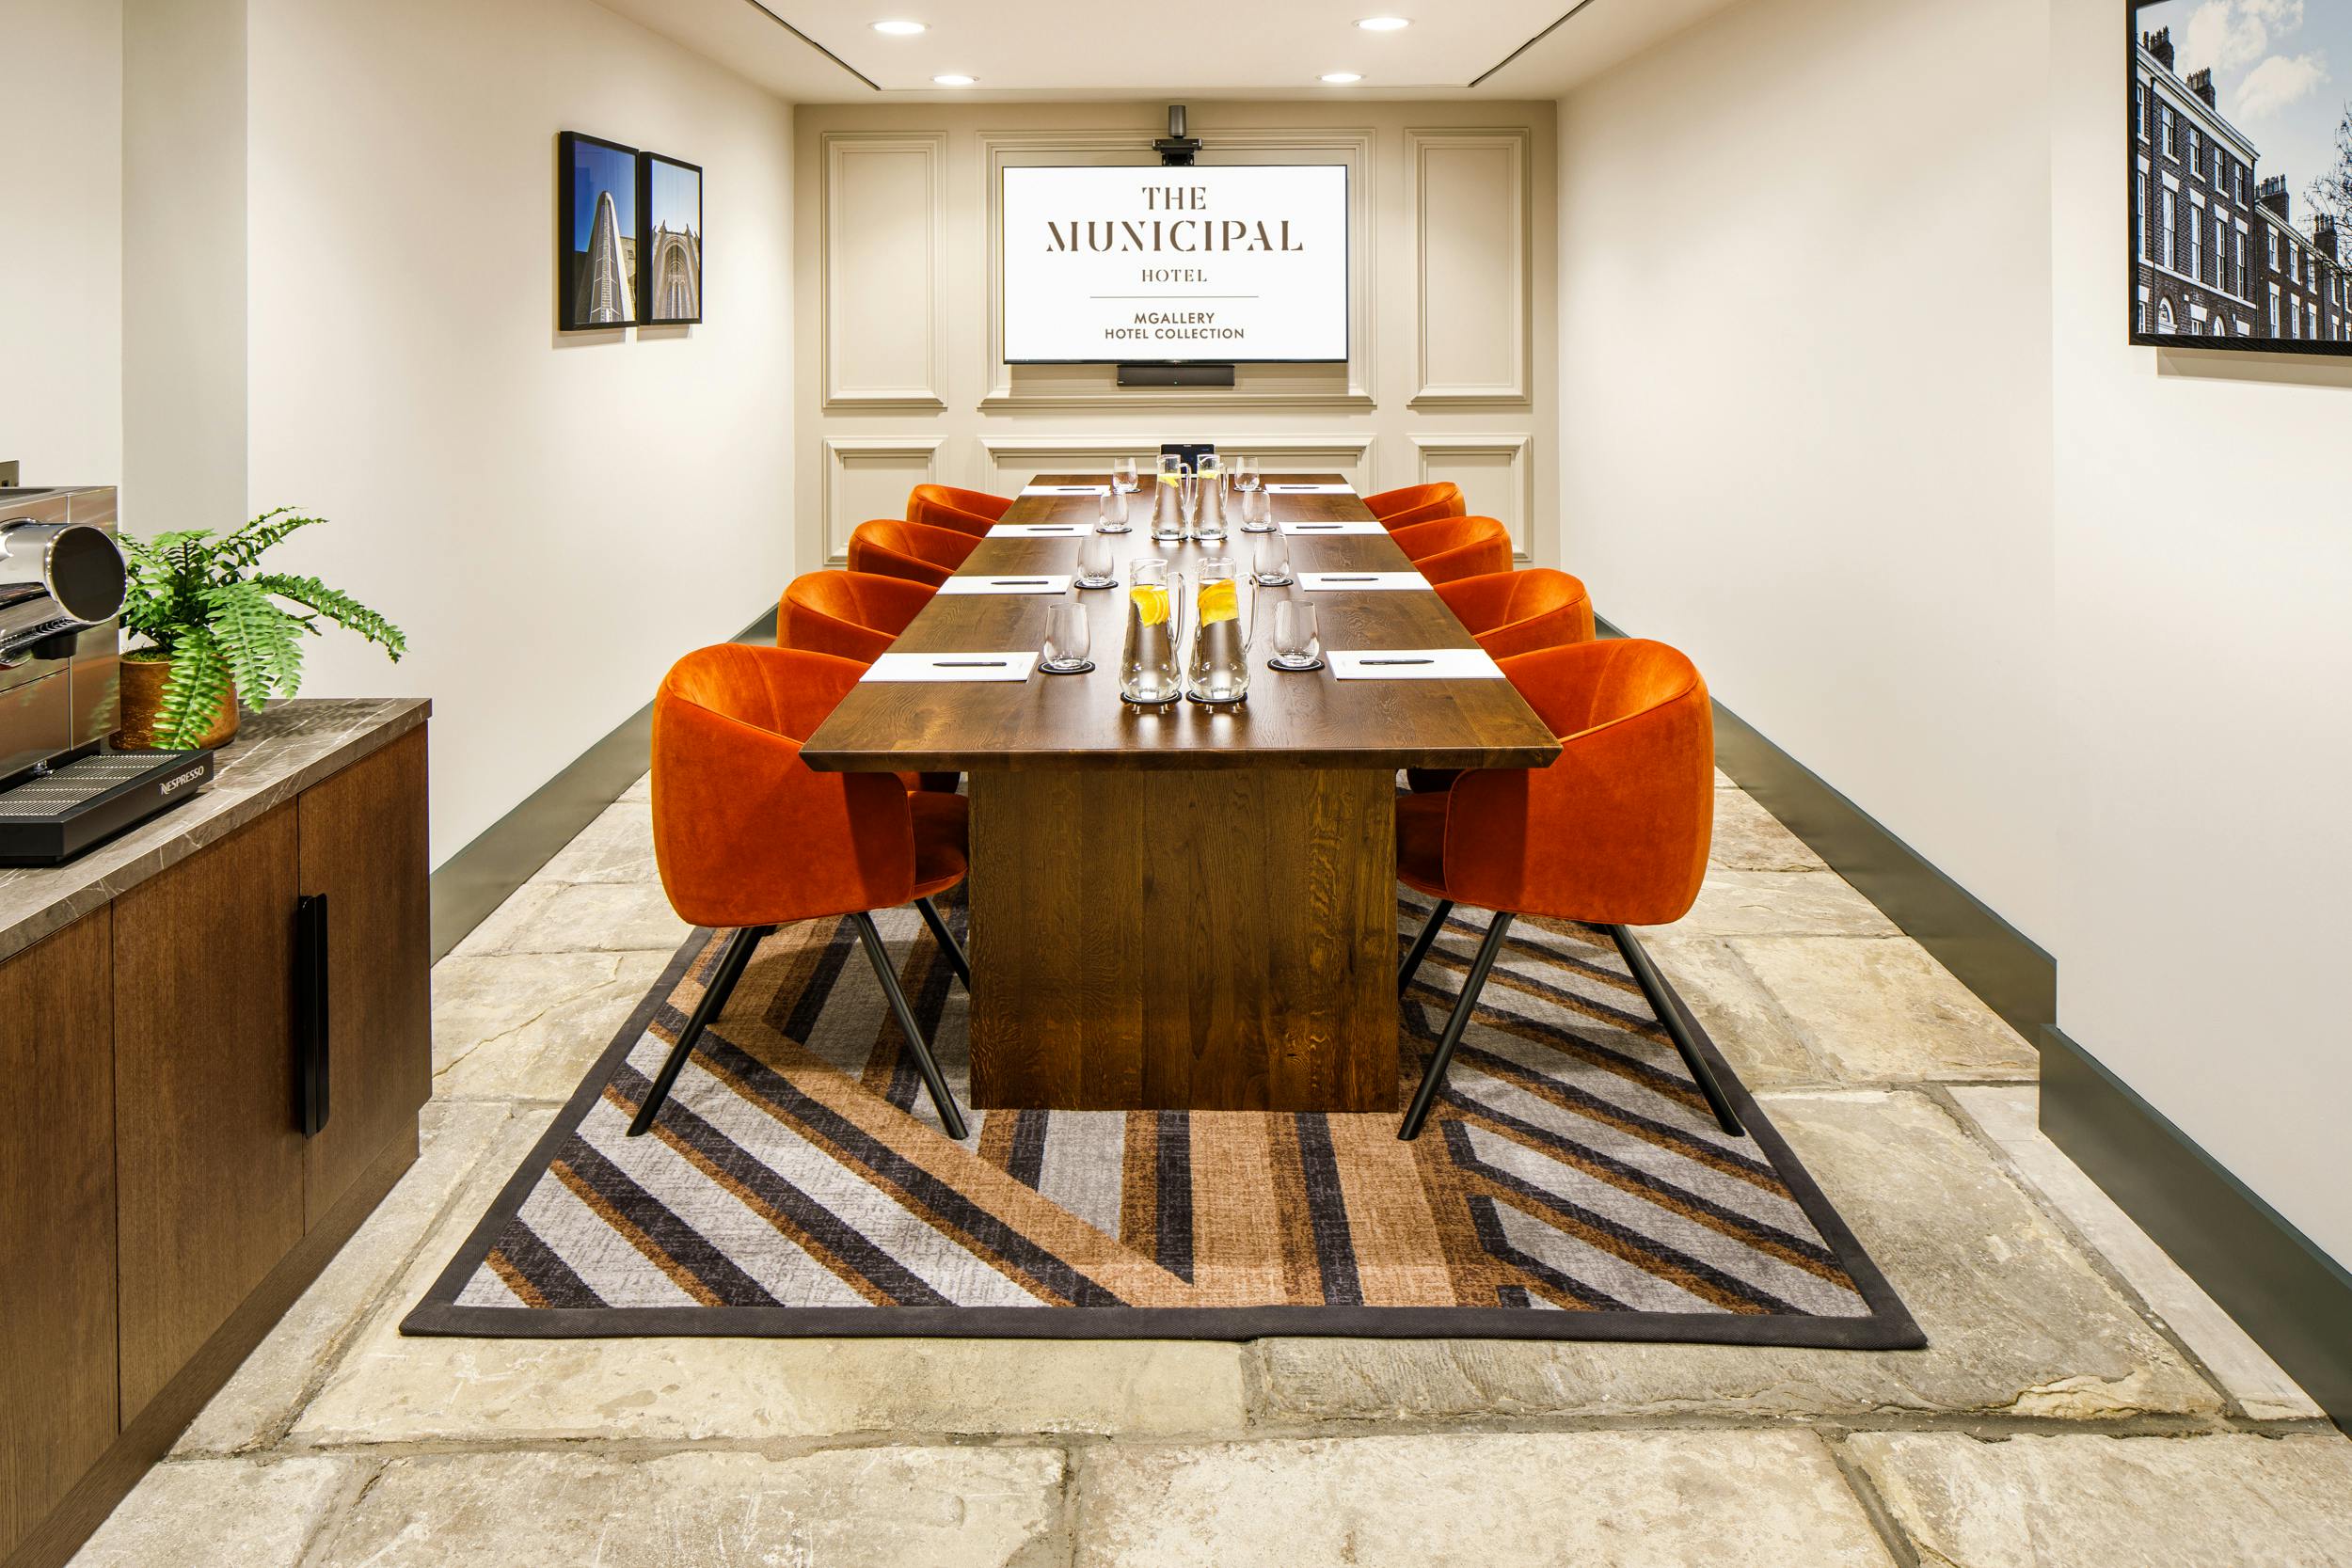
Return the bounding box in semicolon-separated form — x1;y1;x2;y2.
115;656;241;751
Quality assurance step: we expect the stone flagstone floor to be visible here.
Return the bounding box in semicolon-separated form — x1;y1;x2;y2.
69;772;2352;1566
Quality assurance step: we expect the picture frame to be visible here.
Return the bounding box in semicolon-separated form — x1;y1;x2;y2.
559;131;640;330
638;151;705;326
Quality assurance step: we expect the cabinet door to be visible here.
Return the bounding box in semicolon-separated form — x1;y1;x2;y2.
0;913;117;1560
299;727;430;1227
113;809;304;1423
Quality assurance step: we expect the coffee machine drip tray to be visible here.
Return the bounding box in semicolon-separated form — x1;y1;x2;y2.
0;749;217;866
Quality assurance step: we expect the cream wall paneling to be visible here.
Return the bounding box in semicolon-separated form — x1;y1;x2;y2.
1407;129;1531;407
978;128;1377;413
823;132;946;410
978;434;1377;494
1411;433;1533;561
823;436;944;563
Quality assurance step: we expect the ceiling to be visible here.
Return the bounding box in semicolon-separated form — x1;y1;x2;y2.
593;0;1743;103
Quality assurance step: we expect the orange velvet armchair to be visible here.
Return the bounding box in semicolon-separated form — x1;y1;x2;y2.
908;483;1012;538
1391;639;1744;1142
1391;515;1514;586
1434;568;1596;660
780;570;935;664
1362;482;1465;531
633;643;971;1140
846;517;977;590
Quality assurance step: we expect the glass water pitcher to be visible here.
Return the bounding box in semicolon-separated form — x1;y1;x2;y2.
1184;556;1254;705
1120;556;1186;706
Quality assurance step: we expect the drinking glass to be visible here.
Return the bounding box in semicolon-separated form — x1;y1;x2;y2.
1075;531;1117;589
1232;455;1261;493
1252;531;1293;587
1112;456;1140;494
1041;596;1093;674
1269;600;1323;673
1097;487;1131;533
1237;485;1274;533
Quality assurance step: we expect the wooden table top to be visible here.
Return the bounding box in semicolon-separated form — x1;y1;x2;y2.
801;475;1561;773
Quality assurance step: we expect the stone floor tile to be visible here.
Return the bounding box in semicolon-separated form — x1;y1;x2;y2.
1638;868;1898;939
1254;1090;2221;1424
1642;934;1836;1086
620;770;651;802
69;1457;372;1568
1732;937;2037;1083
1072;1432;1892;1568
1714;768;1737;788
450;879;691;958
309;1448;1066;1568
432;949;670;1101
1845;1432;2352;1567
1709;790;1829;871
174;1102;518;1455
534;800;658;884
1947;1085;2324;1420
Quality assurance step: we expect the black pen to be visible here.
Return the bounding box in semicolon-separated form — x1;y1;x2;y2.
1362;657;1435;666
990;579;1051;586
1322;576;1376;582
933;659;1009;668
1292;524;1341;531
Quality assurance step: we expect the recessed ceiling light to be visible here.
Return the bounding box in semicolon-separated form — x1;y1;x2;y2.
1357;16;1411;30
870;19;926;35
1319;71;1363;84
932;72;976;86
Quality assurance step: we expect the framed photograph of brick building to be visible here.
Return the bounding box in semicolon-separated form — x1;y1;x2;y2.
2129;0;2352;356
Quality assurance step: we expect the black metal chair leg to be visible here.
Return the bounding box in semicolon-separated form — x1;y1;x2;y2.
1396;897;1456;996
1399;911;1513;1141
628;924;771;1136
851;910;971;1140
913;895;972;990
1608;924;1747;1138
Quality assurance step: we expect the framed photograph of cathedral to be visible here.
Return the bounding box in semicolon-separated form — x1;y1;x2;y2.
638;152;704;325
559;131;639;330
2128;0;2352;356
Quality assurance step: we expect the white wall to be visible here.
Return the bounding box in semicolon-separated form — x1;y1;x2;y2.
2049;0;2352;1265
242;0;797;865
1556;0;2058;945
795;101;1557;572
0;0;122;484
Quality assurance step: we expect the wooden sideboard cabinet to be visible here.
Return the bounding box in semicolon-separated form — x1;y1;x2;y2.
0;703;429;1568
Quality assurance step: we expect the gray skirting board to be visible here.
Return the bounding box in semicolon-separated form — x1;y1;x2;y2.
1596;615;2345;1433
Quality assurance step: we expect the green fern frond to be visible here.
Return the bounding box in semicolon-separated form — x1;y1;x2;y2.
213;509;324;574
151;631;234;748
200;581;305;709
249;573;406;659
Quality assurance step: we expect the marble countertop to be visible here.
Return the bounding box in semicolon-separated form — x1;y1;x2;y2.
0;697;430;966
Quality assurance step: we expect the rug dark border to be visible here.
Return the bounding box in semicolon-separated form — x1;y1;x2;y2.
404;924;1925;1349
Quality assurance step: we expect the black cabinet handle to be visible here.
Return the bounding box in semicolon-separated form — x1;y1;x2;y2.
296;893;330;1136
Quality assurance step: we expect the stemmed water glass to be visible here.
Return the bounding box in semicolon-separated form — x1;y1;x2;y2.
1041;595;1093;674
1268;600;1323;673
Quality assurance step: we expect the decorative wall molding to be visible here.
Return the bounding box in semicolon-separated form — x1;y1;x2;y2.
977;128;1378;412
820;436;943;562
980;433;1378;492
821;132;947;411
1406;129;1532;408
1410;432;1533;559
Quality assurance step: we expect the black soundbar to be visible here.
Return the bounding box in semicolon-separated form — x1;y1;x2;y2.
1117;362;1236;388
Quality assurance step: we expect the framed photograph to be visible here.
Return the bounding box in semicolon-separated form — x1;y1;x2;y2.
639;152;704;325
559;131;639;329
2128;0;2352;356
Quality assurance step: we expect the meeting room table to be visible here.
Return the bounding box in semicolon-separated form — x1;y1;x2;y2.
801;475;1559;1115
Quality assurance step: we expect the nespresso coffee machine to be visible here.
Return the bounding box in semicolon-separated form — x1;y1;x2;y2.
0;482;215;865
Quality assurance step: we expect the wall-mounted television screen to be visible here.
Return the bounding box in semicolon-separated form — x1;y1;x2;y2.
2129;0;2352;355
1001;164;1349;364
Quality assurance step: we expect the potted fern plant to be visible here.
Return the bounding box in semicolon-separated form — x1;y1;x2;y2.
118;509;406;751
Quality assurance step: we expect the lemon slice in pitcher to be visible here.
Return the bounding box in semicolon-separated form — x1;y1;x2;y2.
1131;584;1170;626
1199;579;1240;625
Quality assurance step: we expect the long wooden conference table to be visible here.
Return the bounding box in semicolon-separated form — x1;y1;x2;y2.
802;475;1559;1115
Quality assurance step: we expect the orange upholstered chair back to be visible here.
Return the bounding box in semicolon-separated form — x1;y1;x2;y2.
1435;568;1597;660
1391;515;1513;586
780;570;935;665
907;484;1009;537
651;644;920;930
1438;640;1712;926
846;517;975;588
1363;483;1465;531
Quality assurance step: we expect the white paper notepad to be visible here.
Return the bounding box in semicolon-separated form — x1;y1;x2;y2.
989;523;1089;539
935;574;1074;595
1266;483;1358;495
1279;519;1386;536
1329;649;1504;681
1297;572;1433;593
1020;483;1108;497
861;652;1040;683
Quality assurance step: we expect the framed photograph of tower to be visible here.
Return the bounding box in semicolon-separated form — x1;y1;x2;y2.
638;152;704;325
2128;0;2352;356
559;131;639;330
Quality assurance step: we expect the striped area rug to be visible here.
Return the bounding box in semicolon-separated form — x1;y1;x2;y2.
406;892;1920;1345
